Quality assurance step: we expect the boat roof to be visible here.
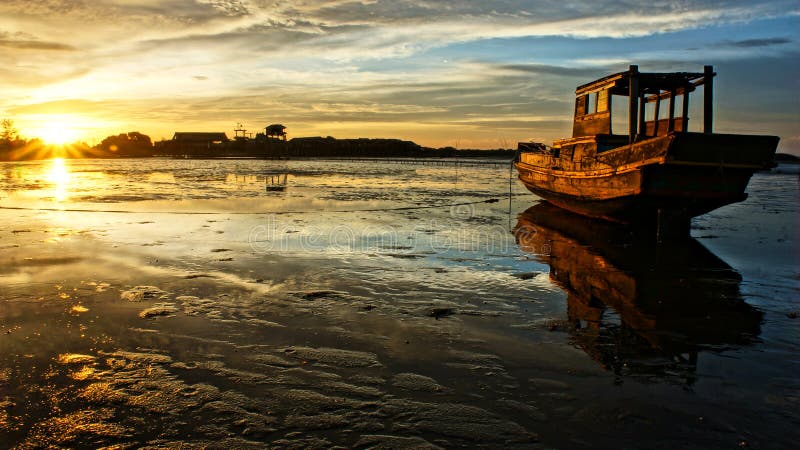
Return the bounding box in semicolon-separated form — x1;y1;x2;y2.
575;67;711;97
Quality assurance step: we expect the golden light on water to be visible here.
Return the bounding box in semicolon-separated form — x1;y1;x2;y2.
47;157;71;201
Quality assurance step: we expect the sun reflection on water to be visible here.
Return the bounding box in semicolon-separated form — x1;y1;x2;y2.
46;157;71;202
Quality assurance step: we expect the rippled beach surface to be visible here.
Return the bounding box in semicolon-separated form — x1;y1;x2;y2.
1;158;798;448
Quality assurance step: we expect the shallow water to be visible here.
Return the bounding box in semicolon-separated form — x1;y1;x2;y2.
0;158;798;448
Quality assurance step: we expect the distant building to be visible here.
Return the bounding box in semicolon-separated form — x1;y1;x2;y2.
172;132;228;144
265;124;287;141
169;132;229;155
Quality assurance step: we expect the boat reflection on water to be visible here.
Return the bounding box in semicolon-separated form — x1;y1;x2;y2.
265;172;289;192
514;203;762;384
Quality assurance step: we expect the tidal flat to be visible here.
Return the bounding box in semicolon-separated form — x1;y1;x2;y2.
0;158;798;448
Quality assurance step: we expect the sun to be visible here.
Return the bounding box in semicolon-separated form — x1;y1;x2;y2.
35;121;83;145
24;114;92;146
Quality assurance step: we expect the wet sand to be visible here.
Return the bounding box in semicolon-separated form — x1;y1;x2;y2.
1;158;798;448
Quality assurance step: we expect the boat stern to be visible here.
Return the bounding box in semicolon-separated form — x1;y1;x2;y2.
665;132;779;169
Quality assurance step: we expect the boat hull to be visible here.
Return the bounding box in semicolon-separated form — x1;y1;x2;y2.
515;132;778;225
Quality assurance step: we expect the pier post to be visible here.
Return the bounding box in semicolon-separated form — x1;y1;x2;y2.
703;65;714;134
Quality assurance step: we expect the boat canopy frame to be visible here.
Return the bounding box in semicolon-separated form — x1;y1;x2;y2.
571;65;716;143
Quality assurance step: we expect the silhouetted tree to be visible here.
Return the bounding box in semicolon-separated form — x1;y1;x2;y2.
265;124;287;141
1;119;18;143
96;131;154;157
0;119;24;160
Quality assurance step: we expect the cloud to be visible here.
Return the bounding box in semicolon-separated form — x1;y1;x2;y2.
0;1;798;149
718;37;792;48
8;99;101;115
496;64;608;77
0;39;75;51
5;1;794;62
1;2;796;74
197;0;251;17
0;31;75;51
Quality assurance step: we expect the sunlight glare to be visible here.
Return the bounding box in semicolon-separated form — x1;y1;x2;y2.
47;158;71;201
25;114;94;147
35;122;83;145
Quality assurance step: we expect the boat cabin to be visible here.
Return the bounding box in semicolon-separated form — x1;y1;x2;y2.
570;65;714;146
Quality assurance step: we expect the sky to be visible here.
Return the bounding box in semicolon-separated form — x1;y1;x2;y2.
1;0;798;152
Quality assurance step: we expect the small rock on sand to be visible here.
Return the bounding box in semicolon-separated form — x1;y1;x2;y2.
57;353;97;365
120;285;168;302
514;272;542;280
138;303;179;319
427;307;455;319
391;373;445;392
282;346;383;368
295;290;347;300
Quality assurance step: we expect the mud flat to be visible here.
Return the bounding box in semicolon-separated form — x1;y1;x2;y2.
0;158;798;448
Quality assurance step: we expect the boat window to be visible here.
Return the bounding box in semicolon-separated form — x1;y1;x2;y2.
587;93;597;114
610;94;627;135
660;98;669;119
576;91;611;117
575;95;588;116
644;99;656;120
674;93;684;117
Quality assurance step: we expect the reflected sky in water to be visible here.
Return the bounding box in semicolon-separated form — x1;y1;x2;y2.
0;158;798;448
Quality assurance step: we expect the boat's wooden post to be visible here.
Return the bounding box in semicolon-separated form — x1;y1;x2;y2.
607;93;613;134
628;65;639;144
668;89;676;132
653;93;661;136
681;86;690;131
638;96;646;138
704;65;714;134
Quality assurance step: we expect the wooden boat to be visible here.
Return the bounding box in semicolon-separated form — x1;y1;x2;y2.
515;65;779;236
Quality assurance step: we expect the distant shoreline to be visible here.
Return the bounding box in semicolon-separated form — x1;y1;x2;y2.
0;152;517;162
1;135;517;161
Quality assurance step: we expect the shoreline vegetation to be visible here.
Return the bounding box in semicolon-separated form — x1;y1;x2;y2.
0;136;516;161
0;122;517;161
